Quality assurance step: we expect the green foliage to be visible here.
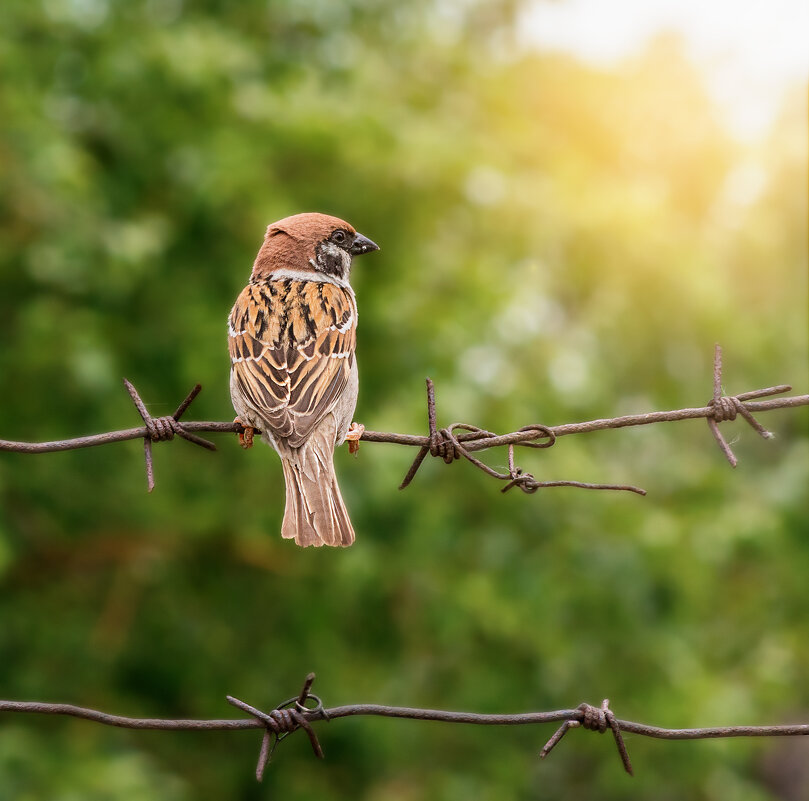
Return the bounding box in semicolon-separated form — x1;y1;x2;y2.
0;2;806;799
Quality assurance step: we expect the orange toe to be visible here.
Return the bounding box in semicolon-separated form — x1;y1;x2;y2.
346;422;365;454
234;417;254;450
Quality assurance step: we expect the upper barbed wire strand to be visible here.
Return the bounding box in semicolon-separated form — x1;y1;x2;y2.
0;345;805;492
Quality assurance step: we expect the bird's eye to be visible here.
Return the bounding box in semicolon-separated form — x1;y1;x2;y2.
331;230;347;244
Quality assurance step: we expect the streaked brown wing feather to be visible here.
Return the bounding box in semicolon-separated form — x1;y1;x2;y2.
229;279;356;447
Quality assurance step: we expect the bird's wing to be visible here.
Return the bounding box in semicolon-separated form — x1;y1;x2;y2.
229;278;357;448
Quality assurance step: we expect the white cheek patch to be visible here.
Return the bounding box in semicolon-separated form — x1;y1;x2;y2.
321;241;342;259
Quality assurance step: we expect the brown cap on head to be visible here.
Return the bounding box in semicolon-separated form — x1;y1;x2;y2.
252;213;358;278
270;213;356;241
252;213;379;280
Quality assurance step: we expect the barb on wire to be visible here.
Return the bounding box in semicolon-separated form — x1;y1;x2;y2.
0;345;806;492
540;699;633;775
122;379;216;491
705;344;784;468
398;378;646;495
4;674;809;782
226;672;328;781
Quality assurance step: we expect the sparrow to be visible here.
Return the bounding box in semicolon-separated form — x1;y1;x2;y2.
228;213;379;547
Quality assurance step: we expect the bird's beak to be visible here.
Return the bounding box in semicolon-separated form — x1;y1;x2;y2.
350;232;380;256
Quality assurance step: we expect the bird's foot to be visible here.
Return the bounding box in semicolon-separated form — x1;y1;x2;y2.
234;417;254;450
345;422;365;455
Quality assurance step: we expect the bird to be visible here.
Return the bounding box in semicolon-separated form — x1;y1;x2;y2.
228;213;379;547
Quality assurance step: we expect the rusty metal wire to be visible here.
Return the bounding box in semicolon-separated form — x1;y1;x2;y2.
0;345;806;492
122;379;216;491
226;673;329;780
4;674;809;782
397;379;646;495
540;699;633;775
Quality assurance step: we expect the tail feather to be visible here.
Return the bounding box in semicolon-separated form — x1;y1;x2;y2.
279;432;355;548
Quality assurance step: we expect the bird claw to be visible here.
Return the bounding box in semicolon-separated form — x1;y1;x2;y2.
235;417;254;450
345;422;365;455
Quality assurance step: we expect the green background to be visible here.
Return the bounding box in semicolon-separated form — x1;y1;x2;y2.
0;1;807;799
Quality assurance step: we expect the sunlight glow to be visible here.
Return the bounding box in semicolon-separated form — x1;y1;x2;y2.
520;0;809;140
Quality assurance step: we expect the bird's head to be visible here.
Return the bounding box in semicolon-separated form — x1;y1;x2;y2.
251;212;379;281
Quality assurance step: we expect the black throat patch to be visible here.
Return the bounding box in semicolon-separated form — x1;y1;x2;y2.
315;240;350;279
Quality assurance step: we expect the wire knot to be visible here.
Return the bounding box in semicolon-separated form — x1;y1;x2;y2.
429;428;461;463
123;379;216;491
227;673;327;782
708;395;739;423
399;380;644;496
502;467;540;494
262;707;301;736
578;701;609;733
145;415;182;442
705;345;785;468
540;699;633;776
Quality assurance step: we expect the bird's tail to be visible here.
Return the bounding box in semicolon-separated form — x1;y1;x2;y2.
279;434;355;548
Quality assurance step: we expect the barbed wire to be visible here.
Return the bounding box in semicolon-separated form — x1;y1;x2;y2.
0;345;806;493
3;673;809;782
2;346;807;782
